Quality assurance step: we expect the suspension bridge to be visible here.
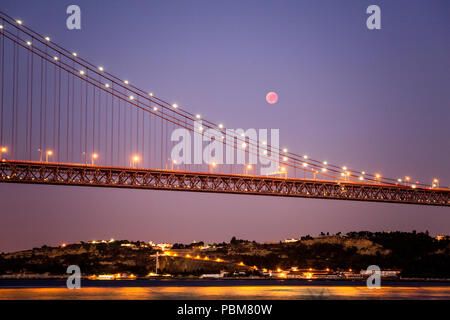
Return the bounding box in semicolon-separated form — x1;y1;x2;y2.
0;11;448;206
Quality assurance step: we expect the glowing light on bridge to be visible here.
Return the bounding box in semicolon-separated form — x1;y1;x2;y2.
124;80;129;85
131;155;140;168
45;150;53;162
91;153;98;165
44;36;50;41
16;19;22;25
172;104;178;108
196;114;201;119
26;41;32;46
98;66;104;71
72;52;77;57
104;83;110;88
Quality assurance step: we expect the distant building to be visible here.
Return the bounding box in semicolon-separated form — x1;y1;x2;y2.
360;270;400;278
153;243;172;251
436;235;449;241
200;271;227;279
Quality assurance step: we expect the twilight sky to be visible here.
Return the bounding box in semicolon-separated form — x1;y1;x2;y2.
0;0;449;252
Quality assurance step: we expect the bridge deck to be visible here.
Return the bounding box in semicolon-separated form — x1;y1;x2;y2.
1;160;449;206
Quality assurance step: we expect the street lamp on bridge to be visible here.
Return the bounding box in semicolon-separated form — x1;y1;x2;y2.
45;150;53;162
130;155;140;168
0;146;7;161
91;153;98;166
170;159;177;171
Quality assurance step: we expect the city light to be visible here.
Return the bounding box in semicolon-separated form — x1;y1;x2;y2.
303;155;308;159
72;52;77;57
0;25;3;29
283;148;288;153
26;41;32;46
16;20;22;25
129;95;134;100
323;161;328;165
153;107;158;111
98;66;104;71
196;114;201;119
105;83;110;88
149;92;153;96
218;124;224;129
124;80;129;84
172;104;178;108
53;56;58;61
79;70;85;75
45;36;50;41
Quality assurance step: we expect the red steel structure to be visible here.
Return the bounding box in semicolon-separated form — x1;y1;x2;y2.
0;11;448;206
1;160;448;206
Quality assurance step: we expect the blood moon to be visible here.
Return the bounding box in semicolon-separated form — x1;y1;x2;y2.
265;91;278;104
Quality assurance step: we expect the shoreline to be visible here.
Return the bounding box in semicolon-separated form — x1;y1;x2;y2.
1;278;450;289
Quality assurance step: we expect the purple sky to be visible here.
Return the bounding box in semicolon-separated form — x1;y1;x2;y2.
0;0;449;253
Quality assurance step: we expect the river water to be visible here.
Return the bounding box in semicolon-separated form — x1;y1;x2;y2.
1;280;449;299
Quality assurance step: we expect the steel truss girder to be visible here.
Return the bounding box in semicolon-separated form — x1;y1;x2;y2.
1;161;449;206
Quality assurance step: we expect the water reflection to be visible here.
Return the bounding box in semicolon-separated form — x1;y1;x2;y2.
1;285;450;300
